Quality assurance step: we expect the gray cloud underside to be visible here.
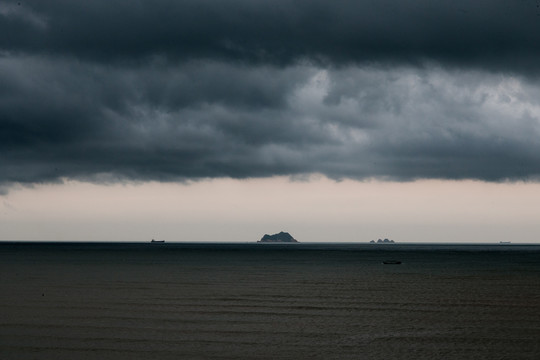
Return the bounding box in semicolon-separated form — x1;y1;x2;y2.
2;56;540;185
2;0;540;188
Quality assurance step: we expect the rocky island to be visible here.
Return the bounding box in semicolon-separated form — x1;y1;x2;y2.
258;231;298;243
370;238;395;244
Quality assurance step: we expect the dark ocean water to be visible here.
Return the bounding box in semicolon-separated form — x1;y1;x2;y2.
1;242;540;359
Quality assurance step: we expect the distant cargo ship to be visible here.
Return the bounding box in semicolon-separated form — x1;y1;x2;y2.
151;239;165;243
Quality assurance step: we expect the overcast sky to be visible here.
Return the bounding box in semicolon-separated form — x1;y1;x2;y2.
2;1;540;242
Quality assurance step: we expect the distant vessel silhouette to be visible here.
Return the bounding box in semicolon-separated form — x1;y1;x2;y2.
151;239;165;243
382;260;401;265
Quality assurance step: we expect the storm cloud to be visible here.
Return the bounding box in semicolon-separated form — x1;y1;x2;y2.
4;0;540;71
2;0;540;189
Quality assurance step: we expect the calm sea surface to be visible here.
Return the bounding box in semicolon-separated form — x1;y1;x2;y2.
1;242;540;359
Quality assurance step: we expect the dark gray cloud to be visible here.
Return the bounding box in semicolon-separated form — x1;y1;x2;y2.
2;0;540;72
2;0;540;190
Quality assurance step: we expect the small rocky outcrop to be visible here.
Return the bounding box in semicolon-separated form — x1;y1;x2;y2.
258;231;298;243
370;238;395;244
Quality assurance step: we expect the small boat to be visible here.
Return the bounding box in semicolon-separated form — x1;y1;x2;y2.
382;260;401;265
151;239;165;243
499;241;511;244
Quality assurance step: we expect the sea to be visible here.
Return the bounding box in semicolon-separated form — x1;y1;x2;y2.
1;242;540;359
